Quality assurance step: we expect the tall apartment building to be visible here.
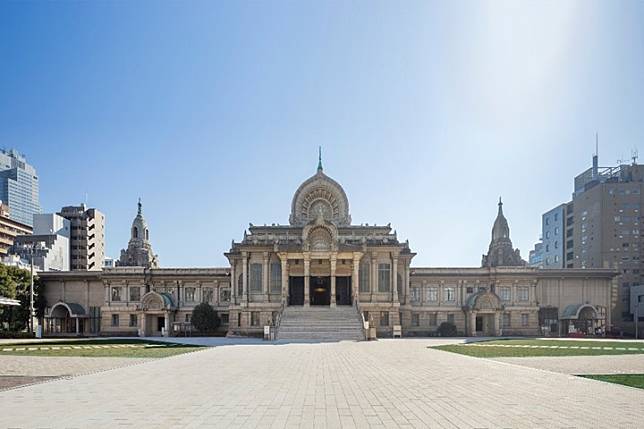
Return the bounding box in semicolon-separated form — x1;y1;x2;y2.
528;242;544;268
570;155;643;332
541;204;566;268
0;202;32;256
11;213;70;271
59;204;105;271
0;149;41;227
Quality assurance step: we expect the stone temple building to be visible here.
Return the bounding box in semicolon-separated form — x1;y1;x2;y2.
39;157;619;339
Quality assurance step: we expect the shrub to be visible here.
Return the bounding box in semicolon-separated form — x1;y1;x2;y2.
191;303;220;333
437;321;457;337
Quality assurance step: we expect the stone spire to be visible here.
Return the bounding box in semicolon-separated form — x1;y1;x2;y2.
317;146;323;173
481;197;525;268
118;199;159;268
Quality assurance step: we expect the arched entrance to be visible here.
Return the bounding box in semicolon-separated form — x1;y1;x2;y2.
464;291;502;336
561;304;603;336
45;302;87;336
139;291;175;337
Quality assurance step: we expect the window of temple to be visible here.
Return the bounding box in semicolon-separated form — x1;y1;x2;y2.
220;313;229;325
132;226;138;239
521;313;529;327
129;314;137;327
503;313;511;328
237;274;243;295
380;311;389;327
270;262;281;293
185;314;191;323
185;287;196;302
129;287;140;302
500;287;511;301
447;313;455;324
111;314;119;327
466;287;474;294
518;287;529;302
411;313;420;327
428;313;437;326
397;274;403;298
111;287;122;302
363;311;369;324
426;287;438;302
411;287;420;302
220;288;230;303
359;261;370;292
378;263;391;292
251;312;260;326
250;263;262;293
445;287;455;302
202;288;213;303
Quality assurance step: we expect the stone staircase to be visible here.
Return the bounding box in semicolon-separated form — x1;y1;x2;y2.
277;306;364;342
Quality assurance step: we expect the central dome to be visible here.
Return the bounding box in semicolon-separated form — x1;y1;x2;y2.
289;160;351;227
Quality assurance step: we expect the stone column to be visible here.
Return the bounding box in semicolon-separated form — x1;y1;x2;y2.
469;312;476;336
230;262;236;305
495;312;502;336
242;251;248;306
262;252;269;302
164;312;170;337
304;254;310;307
352;254;361;304
371;252;378;299
281;256;289;304
392;255;399;304
330;254;337;307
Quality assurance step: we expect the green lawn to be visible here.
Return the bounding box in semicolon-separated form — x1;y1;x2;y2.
580;374;644;390
433;339;644;358
0;339;202;358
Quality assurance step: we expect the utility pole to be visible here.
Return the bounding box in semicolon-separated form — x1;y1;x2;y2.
29;242;35;334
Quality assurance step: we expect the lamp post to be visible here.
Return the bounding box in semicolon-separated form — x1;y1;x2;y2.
29;242;36;334
636;293;643;340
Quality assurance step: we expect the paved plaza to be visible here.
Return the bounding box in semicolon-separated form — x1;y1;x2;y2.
1;339;643;428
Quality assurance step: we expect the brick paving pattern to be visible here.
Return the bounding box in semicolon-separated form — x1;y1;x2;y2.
493;354;644;375
0;339;642;428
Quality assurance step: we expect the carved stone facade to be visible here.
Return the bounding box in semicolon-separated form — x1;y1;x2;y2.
38;160;619;338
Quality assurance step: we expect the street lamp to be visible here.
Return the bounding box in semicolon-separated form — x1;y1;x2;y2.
636;293;643;340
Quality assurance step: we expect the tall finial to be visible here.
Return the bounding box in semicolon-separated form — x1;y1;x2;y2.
137;197;142;215
498;196;503;214
317;146;323;172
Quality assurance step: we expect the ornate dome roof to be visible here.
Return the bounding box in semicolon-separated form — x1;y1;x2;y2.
131;198;150;243
289;152;351;227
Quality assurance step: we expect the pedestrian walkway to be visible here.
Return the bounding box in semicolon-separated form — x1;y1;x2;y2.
0;339;642;428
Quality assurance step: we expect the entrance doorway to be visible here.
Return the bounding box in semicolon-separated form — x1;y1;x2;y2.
476;314;495;336
289;277;304;305
157;316;165;333
311;276;331;305
336;276;352;305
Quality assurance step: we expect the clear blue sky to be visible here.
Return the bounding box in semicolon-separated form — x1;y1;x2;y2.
1;1;643;267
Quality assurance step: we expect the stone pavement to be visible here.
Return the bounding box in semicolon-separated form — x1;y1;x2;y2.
0;355;152;377
493;354;644;375
0;339;643;428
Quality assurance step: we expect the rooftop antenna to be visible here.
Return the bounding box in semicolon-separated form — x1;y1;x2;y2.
632;149;639;165
592;132;599;179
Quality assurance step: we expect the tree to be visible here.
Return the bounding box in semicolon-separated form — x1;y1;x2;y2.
437;321;457;337
0;265;46;332
191;302;220;333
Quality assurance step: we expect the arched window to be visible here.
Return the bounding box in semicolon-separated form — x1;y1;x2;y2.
359;260;370;293
132;226;138;239
145;229;149;240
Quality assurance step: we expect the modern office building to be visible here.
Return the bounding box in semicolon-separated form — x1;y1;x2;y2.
38;159;617;338
59;204;105;271
11;213;70;271
528;242;544;268
541;204;566;268
0;149;41;227
0;202;32;256
570;155;644;333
